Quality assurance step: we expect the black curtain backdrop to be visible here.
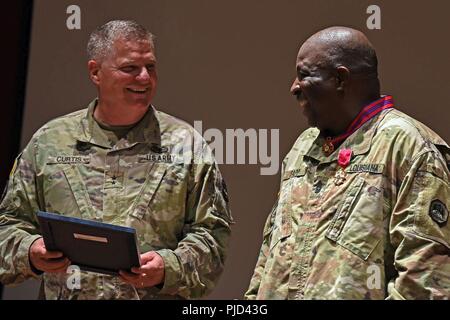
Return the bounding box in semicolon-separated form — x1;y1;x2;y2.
0;0;34;299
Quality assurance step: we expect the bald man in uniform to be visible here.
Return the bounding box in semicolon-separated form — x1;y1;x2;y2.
245;26;450;300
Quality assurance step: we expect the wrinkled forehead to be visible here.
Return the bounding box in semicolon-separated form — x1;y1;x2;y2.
295;41;330;70
112;37;154;53
107;38;155;60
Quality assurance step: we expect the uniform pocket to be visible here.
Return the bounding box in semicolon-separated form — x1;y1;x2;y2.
42;164;92;218
128;162;167;220
269;230;291;251
269;177;295;251
146;164;189;223
326;176;384;260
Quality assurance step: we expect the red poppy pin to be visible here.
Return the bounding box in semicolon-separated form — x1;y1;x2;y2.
334;148;352;186
338;148;352;168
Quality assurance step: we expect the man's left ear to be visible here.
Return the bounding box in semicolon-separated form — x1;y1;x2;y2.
335;66;350;92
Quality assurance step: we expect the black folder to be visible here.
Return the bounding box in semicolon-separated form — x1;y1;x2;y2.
37;211;141;275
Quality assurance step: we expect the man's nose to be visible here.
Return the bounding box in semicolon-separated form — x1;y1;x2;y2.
290;79;300;95
136;67;150;82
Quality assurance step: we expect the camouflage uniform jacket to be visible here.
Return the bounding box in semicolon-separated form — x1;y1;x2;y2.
246;107;450;299
0;99;232;299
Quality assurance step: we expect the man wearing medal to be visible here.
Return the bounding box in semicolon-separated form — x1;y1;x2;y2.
246;26;450;299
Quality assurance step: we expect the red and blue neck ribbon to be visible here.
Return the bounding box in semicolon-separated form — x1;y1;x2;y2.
323;95;394;155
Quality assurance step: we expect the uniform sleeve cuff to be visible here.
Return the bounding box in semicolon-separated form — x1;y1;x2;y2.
154;249;183;295
386;282;406;300
19;234;44;278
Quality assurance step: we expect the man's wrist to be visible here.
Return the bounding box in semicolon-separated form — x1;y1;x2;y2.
28;237;43;275
154;249;182;294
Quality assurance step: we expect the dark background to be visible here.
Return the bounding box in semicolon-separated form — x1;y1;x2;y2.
2;0;449;299
0;0;34;300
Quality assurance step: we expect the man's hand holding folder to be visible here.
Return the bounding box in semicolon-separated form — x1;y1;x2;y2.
119;251;165;288
29;237;71;274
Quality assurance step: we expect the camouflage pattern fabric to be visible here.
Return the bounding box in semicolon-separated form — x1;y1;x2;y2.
0;99;233;299
246;107;450;300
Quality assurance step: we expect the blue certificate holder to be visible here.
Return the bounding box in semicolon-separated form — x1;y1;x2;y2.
37;211;141;275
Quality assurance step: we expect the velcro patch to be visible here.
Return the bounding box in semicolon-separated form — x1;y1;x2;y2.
138;153;176;163
282;167;307;180
47;156;90;164
346;163;384;174
429;200;449;226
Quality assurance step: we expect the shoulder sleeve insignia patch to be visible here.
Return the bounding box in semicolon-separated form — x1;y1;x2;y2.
429;199;449;226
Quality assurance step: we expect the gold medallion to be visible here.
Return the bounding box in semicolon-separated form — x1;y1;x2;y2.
322;138;334;156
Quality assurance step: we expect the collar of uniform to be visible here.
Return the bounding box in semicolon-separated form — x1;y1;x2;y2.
76;98;161;149
303;108;394;164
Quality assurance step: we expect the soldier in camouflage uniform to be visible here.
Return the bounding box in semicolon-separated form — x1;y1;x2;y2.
0;20;232;299
245;26;449;299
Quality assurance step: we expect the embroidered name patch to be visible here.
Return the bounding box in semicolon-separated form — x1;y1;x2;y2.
47;156;90;164
346;163;384;174
138;153;176;163
282;167;307;180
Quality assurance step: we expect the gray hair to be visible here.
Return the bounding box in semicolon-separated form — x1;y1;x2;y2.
87;20;155;61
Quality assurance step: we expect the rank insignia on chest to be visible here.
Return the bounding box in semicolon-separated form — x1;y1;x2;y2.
334;168;347;186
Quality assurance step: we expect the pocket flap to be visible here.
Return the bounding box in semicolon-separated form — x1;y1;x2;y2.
129;163;167;220
326;177;365;242
62;165;96;219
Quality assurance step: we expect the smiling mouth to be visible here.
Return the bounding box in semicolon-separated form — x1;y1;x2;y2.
126;88;149;94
